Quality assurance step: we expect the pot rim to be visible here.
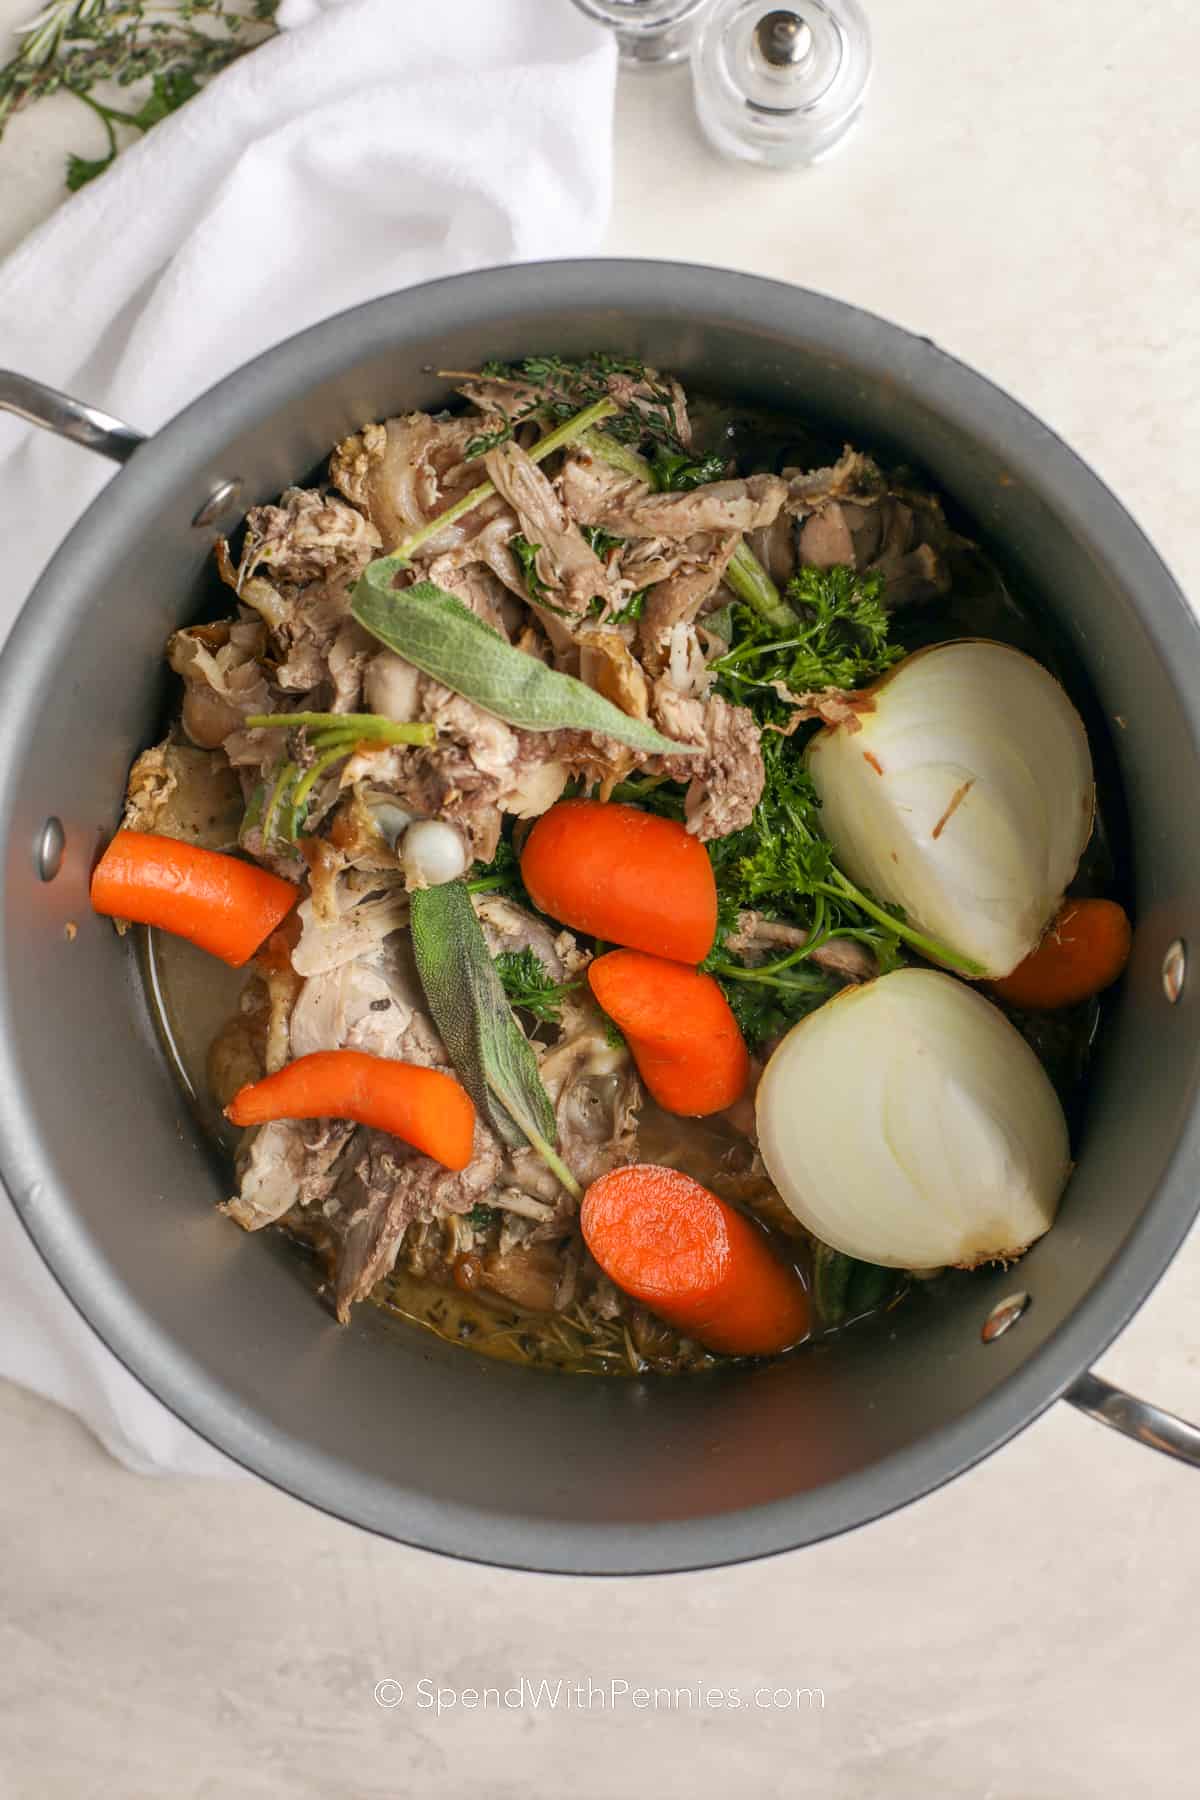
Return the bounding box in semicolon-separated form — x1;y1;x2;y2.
2;258;1198;1574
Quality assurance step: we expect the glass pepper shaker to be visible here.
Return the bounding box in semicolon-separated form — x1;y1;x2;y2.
691;0;872;167
570;0;715;68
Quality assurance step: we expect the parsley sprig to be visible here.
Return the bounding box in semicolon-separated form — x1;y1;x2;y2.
710;566;903;705
494;947;581;1026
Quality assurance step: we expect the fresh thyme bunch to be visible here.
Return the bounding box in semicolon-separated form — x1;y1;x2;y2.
0;1;279;188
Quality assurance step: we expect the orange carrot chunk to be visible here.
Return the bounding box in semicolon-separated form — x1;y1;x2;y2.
520;799;717;965
989;898;1132;1011
91;830;297;968
225;1051;476;1172
588;949;750;1117
582;1164;810;1356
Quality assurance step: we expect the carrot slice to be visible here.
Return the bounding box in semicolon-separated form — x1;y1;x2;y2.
581;1164;809;1356
91;830;297;968
225;1051;476;1171
989;898;1132;1010
588;949;750;1116
520;799;717;964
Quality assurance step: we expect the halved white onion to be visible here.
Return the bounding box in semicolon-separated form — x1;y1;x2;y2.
756;968;1071;1269
806;641;1094;978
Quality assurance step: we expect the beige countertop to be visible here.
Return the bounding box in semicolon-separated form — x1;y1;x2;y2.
2;3;1199;1795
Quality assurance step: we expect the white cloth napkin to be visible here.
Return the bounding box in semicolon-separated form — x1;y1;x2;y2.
0;0;616;1475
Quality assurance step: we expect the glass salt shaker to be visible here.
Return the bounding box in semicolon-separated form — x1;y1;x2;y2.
691;0;872;167
570;0;715;68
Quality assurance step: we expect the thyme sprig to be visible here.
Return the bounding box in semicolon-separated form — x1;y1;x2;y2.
0;2;280;188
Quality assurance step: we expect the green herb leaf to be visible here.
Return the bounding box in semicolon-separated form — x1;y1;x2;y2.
716;961;839;1053
351;573;702;758
650;448;728;492
610;588;646;625
494;947;580;1025
510;533;549;602
129;66;199;131
410;881;581;1198
65;147;113;189
466;833;528;901
581;524;624;560
813;1242;899;1327
702;602;735;646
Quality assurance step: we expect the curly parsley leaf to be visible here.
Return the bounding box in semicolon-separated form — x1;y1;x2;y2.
699;890;742;973
717;963;840;1054
494;947;581;1026
710;565;903;708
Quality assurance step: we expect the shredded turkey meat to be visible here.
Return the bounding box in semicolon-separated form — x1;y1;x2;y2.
484;439;620;617
330;413;482;547
785;446;954;606
558;446;649;523
652;683;765;840
637;531;739;664
599;473;787;539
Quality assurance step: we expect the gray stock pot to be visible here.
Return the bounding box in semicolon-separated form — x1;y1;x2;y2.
1;261;1198;1574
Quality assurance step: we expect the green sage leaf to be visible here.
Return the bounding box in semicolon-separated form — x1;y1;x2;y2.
409;881;581;1199
813;1242;897;1327
351;571;701;758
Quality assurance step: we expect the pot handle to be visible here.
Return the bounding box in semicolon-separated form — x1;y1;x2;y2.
1065;1370;1200;1468
0;371;145;464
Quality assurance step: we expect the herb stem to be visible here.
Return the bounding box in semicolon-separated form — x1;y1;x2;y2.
71;81;120;138
726;541;797;631
580;429;653;483
246;711;435;744
820;871;985;977
514;1117;583;1202
289;741;353;818
260;759;297;849
710;961;833;993
391;398;620;563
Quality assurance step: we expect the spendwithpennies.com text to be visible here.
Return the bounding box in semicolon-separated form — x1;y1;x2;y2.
373;1678;825;1716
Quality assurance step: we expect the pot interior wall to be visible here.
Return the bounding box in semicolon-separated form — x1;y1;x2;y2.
2;269;1199;1572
